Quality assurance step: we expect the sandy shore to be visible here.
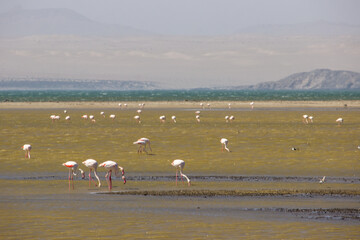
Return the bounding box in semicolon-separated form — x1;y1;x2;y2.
0;100;359;109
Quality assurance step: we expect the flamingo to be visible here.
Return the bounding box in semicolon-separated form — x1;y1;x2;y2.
100;112;105;117
228;103;231;109
99;161;126;191
64;110;67;113
118;103;122;108
82;115;88;119
171;159;191;186
137;109;142;114
196;115;200;122
89;115;95;120
220;138;230;152
171;115;176;123
65;116;71;121
134;115;141;123
82;159;101;187
336;118;343;125
138;137;152;152
160;115;166;123
225;116;229;122
62;161;85;190
22;144;32;158
229;116;235;122
250;102;254;109
200;103;204;109
207;103;211;109
133;139;147;154
50;115;60;121
109;114;116;120
124;104;128;108
302;115;309;124
195;111;201;115
308;116;314;123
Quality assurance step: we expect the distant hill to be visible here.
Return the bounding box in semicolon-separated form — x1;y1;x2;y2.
237;21;360;36
0;78;159;90
0;7;151;37
247;69;360;90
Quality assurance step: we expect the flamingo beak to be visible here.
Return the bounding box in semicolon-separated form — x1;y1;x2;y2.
122;176;126;184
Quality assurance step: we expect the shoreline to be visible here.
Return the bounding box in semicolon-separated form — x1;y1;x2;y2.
0;100;359;109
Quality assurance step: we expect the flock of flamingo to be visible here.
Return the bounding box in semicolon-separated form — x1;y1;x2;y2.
23;102;347;190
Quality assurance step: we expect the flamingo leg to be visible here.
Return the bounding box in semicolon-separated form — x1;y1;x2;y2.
175;169;178;186
109;171;112;191
71;170;74;190
88;169;92;187
68;168;71;190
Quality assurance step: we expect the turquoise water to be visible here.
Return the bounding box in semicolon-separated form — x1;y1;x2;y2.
0;89;359;102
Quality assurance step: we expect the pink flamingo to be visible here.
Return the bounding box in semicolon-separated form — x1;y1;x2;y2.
62;161;85;190
99;161;126;191
133;139;147;154
138;137;152;152
82;159;101;187
22;144;32;158
171;159;191;186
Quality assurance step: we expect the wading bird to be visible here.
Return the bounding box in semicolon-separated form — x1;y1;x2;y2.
336;118;343;125
302;115;309;124
134;115;141;123
82;159;101;187
99;161;126;191
319;176;326;184
109;114;116;120
65;116;71;121
133;139;147;154
250;102;254;109
172;116;176;123
22;144;32;158
196;115;201;122
171;159;191;186
62;161;85;190
220;138;230;152
160;115;166;123
138;137;152;152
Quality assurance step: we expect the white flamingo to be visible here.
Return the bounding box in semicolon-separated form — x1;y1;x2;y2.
250;102;254;109
308;116;314;123
99;161;126;191
171;116;176;123
62;161;85;190
228;103;231;109
229;116;235;122
220;138;230;152
171;159;191;186
82;159;101;187
196;115;200;122
100;112;105;117
303;115;309;124
82;115;88;119
65;116;71;121
160;115;166;123
133;139;147;154
138;137;152;152
336;118;343;125
134;115;141;123
109;114;116;120
22;144;32;158
225;116;229;122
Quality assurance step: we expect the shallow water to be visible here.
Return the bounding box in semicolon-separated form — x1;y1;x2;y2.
0;108;359;239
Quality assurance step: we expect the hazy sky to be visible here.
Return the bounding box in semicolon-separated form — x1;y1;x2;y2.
0;0;359;88
1;0;359;35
